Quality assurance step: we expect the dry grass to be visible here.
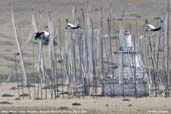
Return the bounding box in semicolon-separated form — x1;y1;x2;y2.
0;83;170;114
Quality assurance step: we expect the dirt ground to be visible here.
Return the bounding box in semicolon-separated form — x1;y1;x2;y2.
0;83;170;114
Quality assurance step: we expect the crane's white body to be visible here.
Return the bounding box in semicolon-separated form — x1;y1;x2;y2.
147;24;156;30
67;23;77;28
42;31;50;37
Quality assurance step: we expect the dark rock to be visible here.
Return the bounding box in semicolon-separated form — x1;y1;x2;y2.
58;106;68;110
0;101;13;104
122;98;130;101
10;87;17;90
128;104;132;107
1;94;15;97
15;98;20;100
72;102;81;106
19;93;30;97
35;98;43;100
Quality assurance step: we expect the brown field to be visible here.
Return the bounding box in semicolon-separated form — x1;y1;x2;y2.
0;0;171;114
0;83;171;114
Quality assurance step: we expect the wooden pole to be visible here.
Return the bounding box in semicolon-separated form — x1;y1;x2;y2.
48;11;56;99
11;11;28;87
98;8;104;95
15;54;20;98
58;18;64;98
163;1;170;96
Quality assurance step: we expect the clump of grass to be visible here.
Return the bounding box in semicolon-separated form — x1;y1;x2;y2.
35;98;43;100
72;102;81;106
58;106;69;110
10;87;17;90
14;98;20;100
128;104;132;107
1;93;15;97
0;101;13;104
19;93;29;97
105;104;109;107
122;98;130;101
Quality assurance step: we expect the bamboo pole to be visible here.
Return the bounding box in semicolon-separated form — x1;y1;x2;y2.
72;7;77;96
163;3;170;97
78;31;83;97
98;8;104;95
48;11;56;99
14;54;20;98
58;18;64;98
118;18;124;96
81;9;87;98
32;38;37;99
143;21;153;96
11;10;28;87
156;29;165;94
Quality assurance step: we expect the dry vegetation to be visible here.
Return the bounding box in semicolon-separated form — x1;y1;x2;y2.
0;83;170;114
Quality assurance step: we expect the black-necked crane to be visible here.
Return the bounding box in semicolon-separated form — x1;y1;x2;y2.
145;20;161;32
34;31;50;45
65;19;80;29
